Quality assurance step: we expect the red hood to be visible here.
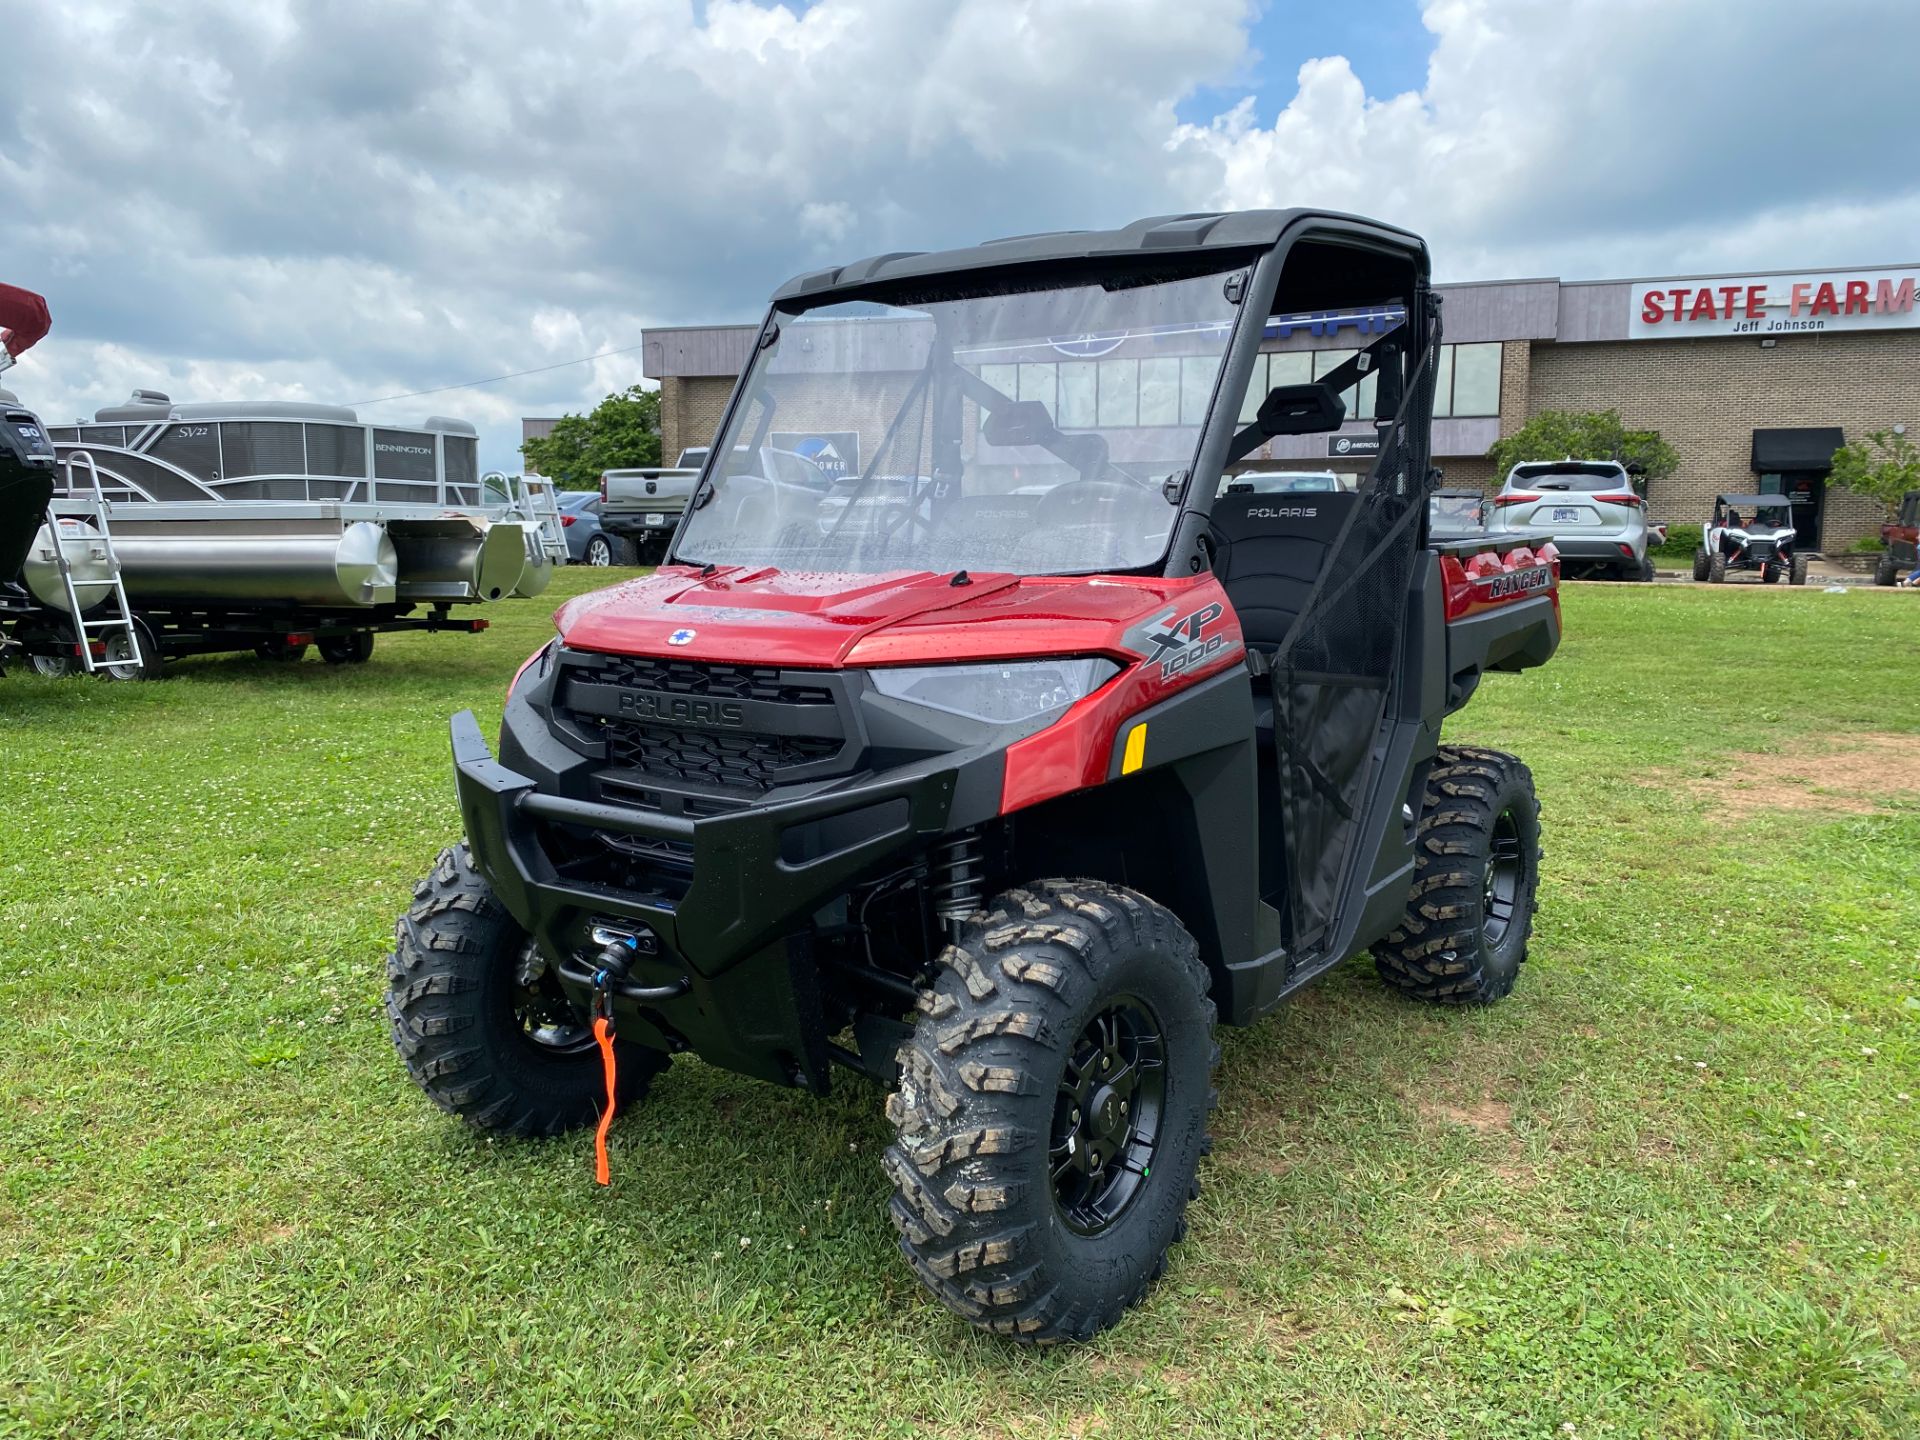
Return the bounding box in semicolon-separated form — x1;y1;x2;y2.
553;564;1217;668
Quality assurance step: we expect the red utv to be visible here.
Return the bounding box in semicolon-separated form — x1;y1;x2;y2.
386;211;1562;1343
1875;490;1918;586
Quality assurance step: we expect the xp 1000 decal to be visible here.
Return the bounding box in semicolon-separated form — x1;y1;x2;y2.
1143;601;1228;680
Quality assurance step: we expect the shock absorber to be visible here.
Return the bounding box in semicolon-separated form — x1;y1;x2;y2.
930;831;986;939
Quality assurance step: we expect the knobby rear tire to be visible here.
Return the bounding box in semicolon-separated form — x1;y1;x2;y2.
387;843;667;1136
883;879;1217;1344
1373;745;1541;1005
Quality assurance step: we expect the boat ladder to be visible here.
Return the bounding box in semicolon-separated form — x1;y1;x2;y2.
51;450;143;675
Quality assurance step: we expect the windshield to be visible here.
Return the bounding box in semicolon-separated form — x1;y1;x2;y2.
675;265;1247;576
1429;492;1485;531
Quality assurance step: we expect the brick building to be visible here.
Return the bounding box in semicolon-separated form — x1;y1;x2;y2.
618;262;1919;551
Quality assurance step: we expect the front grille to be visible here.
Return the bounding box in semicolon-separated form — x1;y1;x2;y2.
557;651;853;801
597;721;841;790
596;655;835;706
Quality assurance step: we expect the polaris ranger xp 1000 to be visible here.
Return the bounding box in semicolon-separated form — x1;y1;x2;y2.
388;210;1562;1343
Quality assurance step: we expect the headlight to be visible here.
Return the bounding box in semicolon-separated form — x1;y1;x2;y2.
870;658;1119;725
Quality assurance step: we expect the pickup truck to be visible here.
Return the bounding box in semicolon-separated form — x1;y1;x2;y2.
599;448;705;564
1874;490;1918;586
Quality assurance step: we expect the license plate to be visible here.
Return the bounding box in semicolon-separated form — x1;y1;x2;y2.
645;513;666;526
1550;506;1597;524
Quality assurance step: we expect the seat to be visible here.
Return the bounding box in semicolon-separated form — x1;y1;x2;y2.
1208;490;1359;742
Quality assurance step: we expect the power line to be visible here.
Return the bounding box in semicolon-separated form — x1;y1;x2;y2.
349;341;649;407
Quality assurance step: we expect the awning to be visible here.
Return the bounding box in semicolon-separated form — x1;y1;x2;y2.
1751;427;1844;472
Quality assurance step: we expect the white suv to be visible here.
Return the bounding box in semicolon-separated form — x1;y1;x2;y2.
1490;460;1652;581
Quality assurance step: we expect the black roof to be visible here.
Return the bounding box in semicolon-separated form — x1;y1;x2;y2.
772;209;1428;307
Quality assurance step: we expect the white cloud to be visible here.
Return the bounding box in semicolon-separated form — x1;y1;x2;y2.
3;0;1915;468
1170;0;1920;283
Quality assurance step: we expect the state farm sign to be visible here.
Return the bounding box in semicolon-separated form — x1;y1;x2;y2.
1628;267;1920;339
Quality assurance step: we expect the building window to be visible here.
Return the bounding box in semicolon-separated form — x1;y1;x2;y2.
1018;363;1055;414
1449;343;1502;417
972;338;1504;436
1180;356;1220;426
1138;358;1181;427
1059;362;1098;429
1238;354;1269;424
1097;359;1138;426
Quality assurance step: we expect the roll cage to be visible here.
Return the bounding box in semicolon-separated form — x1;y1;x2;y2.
675;210;1437;580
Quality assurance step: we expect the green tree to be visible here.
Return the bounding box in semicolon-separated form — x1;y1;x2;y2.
1485;409;1679;493
1828;428;1920;519
521;384;661;489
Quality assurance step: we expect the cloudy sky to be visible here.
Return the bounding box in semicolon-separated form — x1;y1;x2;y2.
4;0;1916;470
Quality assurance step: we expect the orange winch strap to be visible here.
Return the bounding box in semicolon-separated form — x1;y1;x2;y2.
592;1015;617;1186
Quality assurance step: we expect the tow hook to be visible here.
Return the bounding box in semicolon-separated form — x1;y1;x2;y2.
559;930;692;1004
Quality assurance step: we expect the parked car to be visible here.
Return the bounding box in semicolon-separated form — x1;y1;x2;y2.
1219;469;1346;494
555;490;632;566
600;447;710;564
1874;490;1918;586
1694;493;1807;584
1490;459;1652;580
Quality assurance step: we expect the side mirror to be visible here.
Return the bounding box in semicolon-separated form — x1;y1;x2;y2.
1258;383;1347;436
982;399;1060;449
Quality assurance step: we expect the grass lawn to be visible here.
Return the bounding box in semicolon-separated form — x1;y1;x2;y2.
3;572;1917;1439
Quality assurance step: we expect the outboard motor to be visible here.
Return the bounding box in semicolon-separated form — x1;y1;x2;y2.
0;391;57;598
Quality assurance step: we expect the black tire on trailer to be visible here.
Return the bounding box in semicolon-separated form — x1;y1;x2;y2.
883;879;1217;1344
318;631;375;664
1707;552;1728;584
583;535;614;567
1692;548;1711;582
1372;745;1541;1006
1790;553;1810;586
99;617;163;681
255;638;309;663
1875;550;1898;586
387;843;670;1136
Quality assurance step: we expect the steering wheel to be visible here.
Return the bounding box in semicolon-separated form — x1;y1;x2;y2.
1033;477;1158;528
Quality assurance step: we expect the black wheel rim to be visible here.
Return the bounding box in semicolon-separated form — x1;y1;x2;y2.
1483;809;1525;946
1050;996;1166;1235
510;940;597;1056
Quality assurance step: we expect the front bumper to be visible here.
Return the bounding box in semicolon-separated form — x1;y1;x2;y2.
451;708;970;1087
